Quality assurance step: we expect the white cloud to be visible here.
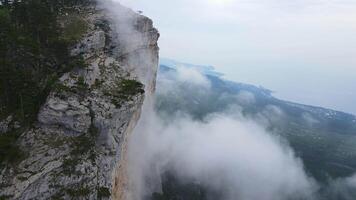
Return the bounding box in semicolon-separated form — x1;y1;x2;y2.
127;104;317;200
175;65;211;87
302;112;320;126
323;173;356;199
346;174;356;187
235;91;256;105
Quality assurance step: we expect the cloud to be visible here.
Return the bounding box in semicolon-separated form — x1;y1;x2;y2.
175;65;211;87
302;112;320;126
322;174;356;200
346;174;356;187
122;51;356;200
235;91;256;105
126;60;318;200
253;105;287;128
155;64;211;96
127;104;317;200
99;0;159;91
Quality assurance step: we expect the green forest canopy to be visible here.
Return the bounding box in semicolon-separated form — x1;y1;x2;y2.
0;0;93;121
0;0;93;164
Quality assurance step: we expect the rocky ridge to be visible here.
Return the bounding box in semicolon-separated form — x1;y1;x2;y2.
0;2;159;200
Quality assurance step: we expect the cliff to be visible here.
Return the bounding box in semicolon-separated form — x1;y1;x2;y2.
0;2;159;199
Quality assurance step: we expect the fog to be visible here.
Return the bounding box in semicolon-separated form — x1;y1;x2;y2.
175;66;211;88
126;65;318;200
324;174;356;200
126;62;356;200
99;0;159;93
128;105;318;200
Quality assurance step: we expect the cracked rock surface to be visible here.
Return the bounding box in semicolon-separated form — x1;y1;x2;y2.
0;3;159;200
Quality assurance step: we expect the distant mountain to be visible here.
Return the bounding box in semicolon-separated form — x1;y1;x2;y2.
153;61;356;200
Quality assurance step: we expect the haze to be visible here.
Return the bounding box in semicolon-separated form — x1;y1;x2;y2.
116;0;356;114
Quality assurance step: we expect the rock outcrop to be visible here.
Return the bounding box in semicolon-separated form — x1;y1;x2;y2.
0;2;159;200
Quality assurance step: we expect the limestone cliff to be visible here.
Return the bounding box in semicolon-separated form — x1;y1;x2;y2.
0;2;159;200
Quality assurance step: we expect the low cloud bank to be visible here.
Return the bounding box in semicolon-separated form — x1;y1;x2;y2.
323;174;356;200
127;104;317;200
126;63;356;200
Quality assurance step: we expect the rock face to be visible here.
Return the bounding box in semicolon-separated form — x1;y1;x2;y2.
0;3;159;200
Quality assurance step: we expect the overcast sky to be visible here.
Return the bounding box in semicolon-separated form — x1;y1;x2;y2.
116;0;356;114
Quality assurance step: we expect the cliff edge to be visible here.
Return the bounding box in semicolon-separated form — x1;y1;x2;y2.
0;2;159;199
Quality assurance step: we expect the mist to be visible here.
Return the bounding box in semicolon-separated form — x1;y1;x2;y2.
98;0;159;93
126;61;356;199
129;111;319;200
126;64;319;200
322;174;356;200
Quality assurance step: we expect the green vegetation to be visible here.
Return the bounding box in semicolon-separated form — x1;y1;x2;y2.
76;76;88;92
71;128;97;156
50;182;92;199
17;176;28;181
53;76;89;99
97;186;111;199
0;129;24;165
0;0;94;122
51;184;92;198
93;78;104;88
119;79;145;96
0;195;13;200
61;14;88;45
62;133;96;175
53;83;74;94
62;117;98;175
62;157;79;176
105;79;144;108
51;193;65;200
0;0;95;166
65;186;91;197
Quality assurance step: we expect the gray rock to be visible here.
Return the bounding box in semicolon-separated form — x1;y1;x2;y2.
38;96;91;134
0;115;13;134
0;3;159;200
71;30;106;58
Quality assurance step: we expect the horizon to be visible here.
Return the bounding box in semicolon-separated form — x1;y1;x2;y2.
117;0;356;115
160;57;356;115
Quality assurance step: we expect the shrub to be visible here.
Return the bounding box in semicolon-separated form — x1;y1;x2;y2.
0;131;24;165
97;187;111;199
65;186;90;197
62;15;88;45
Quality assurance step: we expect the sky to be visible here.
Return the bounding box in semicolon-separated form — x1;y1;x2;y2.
115;0;356;114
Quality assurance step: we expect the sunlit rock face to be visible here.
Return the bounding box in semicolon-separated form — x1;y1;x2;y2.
0;2;158;200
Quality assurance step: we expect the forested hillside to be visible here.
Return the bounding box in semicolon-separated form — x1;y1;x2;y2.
0;0;93;164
